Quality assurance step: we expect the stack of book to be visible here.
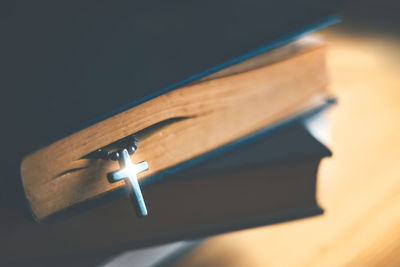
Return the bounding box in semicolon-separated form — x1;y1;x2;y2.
1;0;342;265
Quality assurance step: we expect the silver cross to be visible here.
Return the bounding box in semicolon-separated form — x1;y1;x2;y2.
108;149;149;217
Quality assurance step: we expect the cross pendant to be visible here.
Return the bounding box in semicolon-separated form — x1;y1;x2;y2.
107;149;149;217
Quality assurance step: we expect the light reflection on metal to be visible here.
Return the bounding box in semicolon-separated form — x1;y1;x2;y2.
108;149;149;217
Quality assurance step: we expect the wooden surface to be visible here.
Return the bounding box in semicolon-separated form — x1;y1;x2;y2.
21;40;328;220
170;30;400;266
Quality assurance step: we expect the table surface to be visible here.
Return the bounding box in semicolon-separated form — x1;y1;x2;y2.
169;27;400;267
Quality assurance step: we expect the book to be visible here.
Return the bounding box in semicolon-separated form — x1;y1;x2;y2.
21;36;330;220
